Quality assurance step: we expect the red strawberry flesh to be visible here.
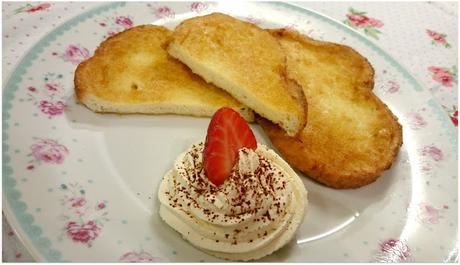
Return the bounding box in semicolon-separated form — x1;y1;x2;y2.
203;107;257;186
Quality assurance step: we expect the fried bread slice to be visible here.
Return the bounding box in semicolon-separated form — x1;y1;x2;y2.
259;29;403;189
75;25;254;121
168;13;307;136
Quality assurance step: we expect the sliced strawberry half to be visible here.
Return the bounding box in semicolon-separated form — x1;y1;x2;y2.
203;107;257;186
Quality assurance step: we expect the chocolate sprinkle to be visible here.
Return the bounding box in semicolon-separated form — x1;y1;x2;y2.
164;143;293;241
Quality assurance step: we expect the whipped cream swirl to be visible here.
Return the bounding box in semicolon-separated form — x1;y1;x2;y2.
158;142;307;260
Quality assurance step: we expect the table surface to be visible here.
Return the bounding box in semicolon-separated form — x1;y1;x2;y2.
2;1;458;262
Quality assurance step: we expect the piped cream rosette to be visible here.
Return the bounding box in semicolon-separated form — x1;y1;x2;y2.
158;142;307;261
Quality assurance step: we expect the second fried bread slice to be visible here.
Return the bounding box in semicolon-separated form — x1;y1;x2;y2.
74;25;254;121
259;29;403;189
168;13;307;136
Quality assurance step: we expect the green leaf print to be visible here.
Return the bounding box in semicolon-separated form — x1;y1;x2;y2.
14;4;32;14
345;7;383;40
364;27;380;40
451;66;458;83
349;7;366;16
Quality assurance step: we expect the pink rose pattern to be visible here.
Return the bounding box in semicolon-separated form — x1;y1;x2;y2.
70;197;87;208
428;66;457;87
119;250;162;262
418;144;443;174
61;45;90;65
98;15;134;38
28;139;69;168
344;8;383;39
383;80;400;93
450;110;458;127
153;6;175;19
420;161;433;173
115;16;134;28
408;202;449;225
66;221;100;244
59;183;109;247
39;100;65;116
25;73;66;118
406;112;427;130
426;29;451;48
190;2;208;13
420;145;443;161
443;105;458;127
377;239;411;262
14;3;51;14
416;202;440;224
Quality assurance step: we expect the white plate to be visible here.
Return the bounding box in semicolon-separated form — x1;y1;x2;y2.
3;2;458;262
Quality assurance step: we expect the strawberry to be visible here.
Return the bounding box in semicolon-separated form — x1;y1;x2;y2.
203;107;257;186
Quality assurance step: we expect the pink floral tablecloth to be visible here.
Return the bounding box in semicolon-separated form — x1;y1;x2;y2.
2;1;457;262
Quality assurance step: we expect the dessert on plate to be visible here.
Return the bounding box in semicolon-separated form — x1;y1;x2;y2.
158;107;308;261
74;13;402;190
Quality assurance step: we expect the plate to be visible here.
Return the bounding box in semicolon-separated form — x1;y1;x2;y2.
3;2;458;262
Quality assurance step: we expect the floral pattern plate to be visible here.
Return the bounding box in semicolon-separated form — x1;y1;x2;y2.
2;2;458;262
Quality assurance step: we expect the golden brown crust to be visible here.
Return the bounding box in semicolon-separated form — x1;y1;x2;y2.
283;76;308;137
74;25;253;120
258;29;403;189
75;25;172;103
168;13;307;136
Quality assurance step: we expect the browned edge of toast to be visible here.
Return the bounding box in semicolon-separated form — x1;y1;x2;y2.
258;29;403;189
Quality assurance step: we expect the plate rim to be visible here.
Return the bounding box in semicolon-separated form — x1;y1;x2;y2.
2;2;126;261
2;1;457;261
